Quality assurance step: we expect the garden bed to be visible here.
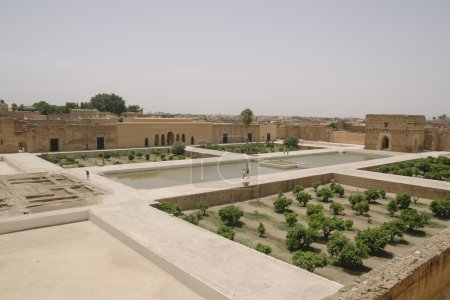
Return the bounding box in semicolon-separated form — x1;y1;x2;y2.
161;183;449;285
371;155;450;182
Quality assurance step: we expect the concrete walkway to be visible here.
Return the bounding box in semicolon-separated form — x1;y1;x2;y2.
90;202;342;300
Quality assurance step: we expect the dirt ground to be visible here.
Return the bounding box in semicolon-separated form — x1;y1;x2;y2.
186;184;449;285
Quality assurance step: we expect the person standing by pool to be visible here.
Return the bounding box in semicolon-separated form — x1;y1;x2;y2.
242;169;246;179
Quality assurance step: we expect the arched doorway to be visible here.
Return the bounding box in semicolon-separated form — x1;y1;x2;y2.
154;134;159;146
382;136;389;150
145;138;149;147
176;134;180;142
191;136;195;145
167;132;174;145
161;134;165;146
182;134;185;142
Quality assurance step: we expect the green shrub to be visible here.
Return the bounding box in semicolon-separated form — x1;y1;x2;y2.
354;201;370;215
103;152;111;160
159;202;182;216
338;242;369;267
183;213;199;225
197;201;209;216
171;142;186;155
330;202;344;215
283;136;299;149
257;222;266;237
327;233;368;267
349;193;365;208
330;183;345;197
217;225;235;240
381;220;407;241
312;182;321;192
136;152;144;159
128;153;135;161
399;209;427;231
395;193;412;210
218;205;244;226
295;191;312;206
327;232;350;257
344;219;354;230
255;243;272;255
284;212;298;227
364;189;380;203
430;198;450;219
286;224;319;251
145;154;150;160
293;184;304;194
355;228;389;254
387;199;399;216
378;189;386;199
292;251;328;272
306;203;324;216
308;214;346;239
316;187;334;202
273;192;293;213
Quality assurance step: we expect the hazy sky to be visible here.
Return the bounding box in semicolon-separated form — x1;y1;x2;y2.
1;1;449;118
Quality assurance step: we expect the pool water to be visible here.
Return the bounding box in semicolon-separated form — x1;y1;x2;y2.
105;152;388;190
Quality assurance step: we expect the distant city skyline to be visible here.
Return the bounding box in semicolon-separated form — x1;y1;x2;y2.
1;1;449;118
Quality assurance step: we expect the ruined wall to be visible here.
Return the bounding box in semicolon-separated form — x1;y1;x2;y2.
258;124;277;142
365;114;426;152
327;229;450;300
211;124;264;143
276;125;332;141
424;132;450;151
330;131;365;145
0;118;28;153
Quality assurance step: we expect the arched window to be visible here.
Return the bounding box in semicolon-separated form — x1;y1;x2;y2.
161;134;165;146
145;138;149;147
167;132;174;145
154;134;159;146
176;134;180;142
181;134;185;142
191;136;194;145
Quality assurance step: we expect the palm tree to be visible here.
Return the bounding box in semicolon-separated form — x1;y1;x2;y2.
240;108;253;142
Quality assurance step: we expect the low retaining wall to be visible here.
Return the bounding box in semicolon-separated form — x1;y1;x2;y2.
326;229;450;300
155;173;333;210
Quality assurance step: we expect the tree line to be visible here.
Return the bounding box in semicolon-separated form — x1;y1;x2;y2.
9;93;141;115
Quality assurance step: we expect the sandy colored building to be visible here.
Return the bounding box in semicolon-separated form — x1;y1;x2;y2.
364;114;426;152
0;115;277;153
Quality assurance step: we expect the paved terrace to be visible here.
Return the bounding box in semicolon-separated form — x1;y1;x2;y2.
0;147;449;299
0;221;204;300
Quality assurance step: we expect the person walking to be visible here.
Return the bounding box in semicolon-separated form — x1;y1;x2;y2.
86;170;90;180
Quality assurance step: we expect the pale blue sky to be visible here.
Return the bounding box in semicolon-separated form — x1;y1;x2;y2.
1;1;449;118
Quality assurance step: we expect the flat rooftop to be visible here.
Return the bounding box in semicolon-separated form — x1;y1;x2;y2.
0;221;204;300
